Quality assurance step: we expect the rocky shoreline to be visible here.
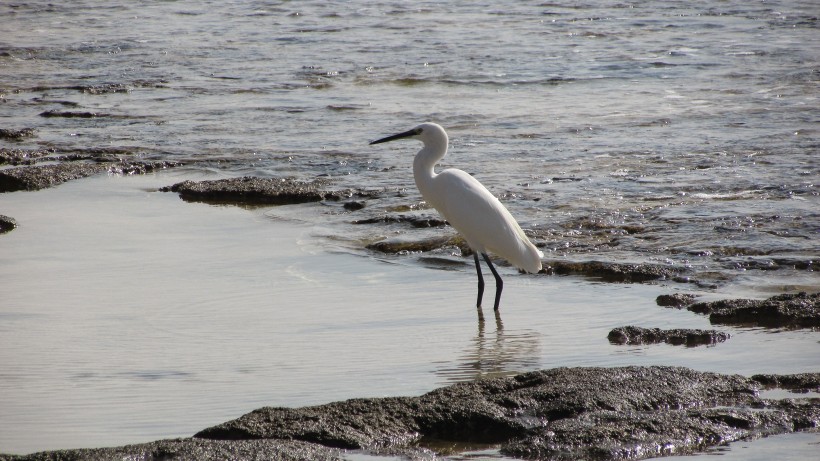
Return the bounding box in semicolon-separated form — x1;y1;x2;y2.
2;158;818;460
1;366;817;461
1;163;814;285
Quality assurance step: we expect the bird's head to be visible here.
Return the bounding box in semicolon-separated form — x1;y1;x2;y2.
370;122;447;147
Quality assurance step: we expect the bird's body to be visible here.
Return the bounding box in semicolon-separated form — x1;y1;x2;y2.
371;122;543;311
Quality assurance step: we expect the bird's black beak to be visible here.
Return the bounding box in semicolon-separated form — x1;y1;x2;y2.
369;128;420;145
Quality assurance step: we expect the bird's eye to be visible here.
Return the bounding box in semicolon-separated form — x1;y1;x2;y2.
415;128;423;135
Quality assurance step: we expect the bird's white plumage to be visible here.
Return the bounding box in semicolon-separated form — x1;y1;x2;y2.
420;168;543;273
382;122;543;273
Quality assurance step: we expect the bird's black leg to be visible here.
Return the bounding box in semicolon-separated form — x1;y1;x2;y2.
474;252;485;308
482;253;503;311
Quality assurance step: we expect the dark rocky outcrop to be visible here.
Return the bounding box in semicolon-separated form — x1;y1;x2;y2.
0;146;183;193
541;259;684;282
0;161;181;192
751;373;820;392
608;326;730;347
0;148;53;166
688;292;820;328
0;128;36;141
656;293;697;307
0;438;344;461
2;366;817;461
39;109;110;118
366;235;468;255
194;366;817;460
0;215;17;234
343;200;366;211
353;213;447;228
160;176;379;206
0;163;109;192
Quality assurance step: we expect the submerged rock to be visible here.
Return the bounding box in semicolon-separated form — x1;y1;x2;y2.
366;235;468;255
688;292;820;328
0;128;36;141
541;259;683;282
160;176;378;206
38;109;110;118
3;366;817;461
353;213;447;228
343;200;366;211
608;326;730;347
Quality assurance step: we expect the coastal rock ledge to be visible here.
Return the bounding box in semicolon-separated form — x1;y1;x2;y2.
3;366;817;461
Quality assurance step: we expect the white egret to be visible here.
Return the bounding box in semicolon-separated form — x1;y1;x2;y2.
370;122;543;312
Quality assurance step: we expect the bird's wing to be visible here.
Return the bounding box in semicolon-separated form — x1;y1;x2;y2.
433;169;542;273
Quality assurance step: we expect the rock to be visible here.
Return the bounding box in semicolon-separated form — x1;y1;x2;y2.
656;293;697;307
39;110;110;118
0;163;109;192
0;215;17;234
343;201;366;211
503;406;799;460
541;259;684;282
0;438;343;461
193;366;817;460
0;161;182;192
108;161;182;176
0;148;53;166
751;373;820;392
688;292;820;328
0;128;36;141
366;235;467;254
196;397;421;449
354;213;447;228
3;367;818;461
608;326;730;347
160;176;374;206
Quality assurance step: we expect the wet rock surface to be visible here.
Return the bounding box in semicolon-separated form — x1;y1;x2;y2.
0;160;180;192
38;109;112;118
2;366;817;460
0;163;110;192
0;438;344;461
354;213;448;228
160;176;380;206
688;292;820;328
608;326;730;347
656;293;697;307
0;148;53;166
751;373;820;392
0;147;182;192
191;366;816;460
541;259;684;282
0;215;17;234
366;234;468;255
0;128;36;141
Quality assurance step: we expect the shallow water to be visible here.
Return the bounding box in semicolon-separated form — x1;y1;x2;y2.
2;0;817;292
0;0;818;457
1;173;817;455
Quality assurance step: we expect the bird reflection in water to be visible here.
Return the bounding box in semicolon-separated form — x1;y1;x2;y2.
434;310;542;383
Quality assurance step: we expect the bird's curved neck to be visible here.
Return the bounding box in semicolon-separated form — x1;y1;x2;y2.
413;139;447;188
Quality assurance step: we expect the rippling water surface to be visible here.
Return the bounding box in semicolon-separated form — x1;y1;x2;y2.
1;0;817;456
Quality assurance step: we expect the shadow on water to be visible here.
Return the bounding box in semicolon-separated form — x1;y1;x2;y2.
434;308;542;383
